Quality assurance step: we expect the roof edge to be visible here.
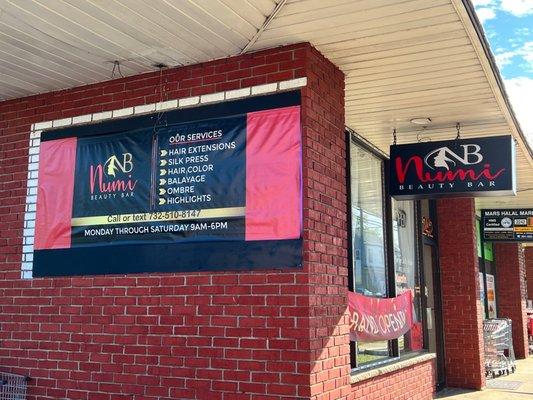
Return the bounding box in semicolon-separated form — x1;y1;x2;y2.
460;0;533;161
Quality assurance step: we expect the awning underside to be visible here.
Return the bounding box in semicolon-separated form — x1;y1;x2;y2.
0;0;530;208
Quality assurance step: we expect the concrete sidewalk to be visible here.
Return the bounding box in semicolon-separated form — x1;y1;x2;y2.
437;357;533;399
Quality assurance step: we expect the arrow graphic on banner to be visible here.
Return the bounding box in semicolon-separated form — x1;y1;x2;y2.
159;178;166;185
160;159;167;166
159;198;166;205
159;188;165;195
160;169;166;176
160;150;167;157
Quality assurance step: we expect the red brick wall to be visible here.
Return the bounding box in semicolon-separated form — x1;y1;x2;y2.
349;359;435;400
437;198;485;389
494;243;528;359
526;247;533;300
0;41;438;400
0;43;301;400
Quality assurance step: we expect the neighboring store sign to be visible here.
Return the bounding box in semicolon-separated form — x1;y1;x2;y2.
486;274;497;319
33;92;303;276
481;208;533;242
348;291;414;342
390;136;516;199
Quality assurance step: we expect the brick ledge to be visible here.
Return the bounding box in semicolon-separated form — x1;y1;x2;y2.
350;353;436;384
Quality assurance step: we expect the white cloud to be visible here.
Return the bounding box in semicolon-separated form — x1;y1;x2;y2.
500;0;533;16
472;0;497;6
514;27;531;36
496;50;517;68
522;42;533;65
504;77;533;143
476;7;497;22
494;41;533;71
474;0;533;21
472;0;498;23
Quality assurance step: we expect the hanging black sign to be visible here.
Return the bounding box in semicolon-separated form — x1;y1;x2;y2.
389;135;516;199
481;209;533;242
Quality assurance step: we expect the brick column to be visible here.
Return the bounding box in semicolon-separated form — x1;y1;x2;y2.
301;46;350;400
494;243;528;359
525;247;533;300
437;198;485;389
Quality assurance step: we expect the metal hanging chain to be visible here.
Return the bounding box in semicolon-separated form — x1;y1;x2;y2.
158;66;164;103
153;65;170;132
455;122;461;140
393;128;397;145
150;65;167;209
111;60;124;79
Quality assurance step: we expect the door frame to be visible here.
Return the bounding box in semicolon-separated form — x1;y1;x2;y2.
417;200;446;391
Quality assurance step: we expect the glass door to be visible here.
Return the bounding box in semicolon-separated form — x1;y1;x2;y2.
419;199;446;391
422;242;446;390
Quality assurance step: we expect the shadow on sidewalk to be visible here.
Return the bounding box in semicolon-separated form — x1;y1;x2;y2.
436;388;476;398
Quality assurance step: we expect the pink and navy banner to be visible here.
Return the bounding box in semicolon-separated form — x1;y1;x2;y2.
348;291;414;342
33;92;302;277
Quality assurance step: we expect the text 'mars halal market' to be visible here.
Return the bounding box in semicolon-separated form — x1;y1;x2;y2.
0;0;533;399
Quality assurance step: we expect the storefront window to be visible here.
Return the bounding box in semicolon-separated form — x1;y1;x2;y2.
349;141;390;366
393;200;423;353
348;135;429;370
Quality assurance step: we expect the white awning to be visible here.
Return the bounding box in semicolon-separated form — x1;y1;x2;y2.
0;0;530;208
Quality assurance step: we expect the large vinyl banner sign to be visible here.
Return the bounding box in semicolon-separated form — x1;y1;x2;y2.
390;135;516;199
33;92;303;277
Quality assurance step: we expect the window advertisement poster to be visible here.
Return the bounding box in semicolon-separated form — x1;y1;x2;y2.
486;274;497;319
479;272;497;319
33;92;303;277
481;208;533;242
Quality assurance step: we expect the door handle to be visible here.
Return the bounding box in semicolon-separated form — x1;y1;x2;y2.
426;308;434;330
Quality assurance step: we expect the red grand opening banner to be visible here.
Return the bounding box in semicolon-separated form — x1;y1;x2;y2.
348;291;414;342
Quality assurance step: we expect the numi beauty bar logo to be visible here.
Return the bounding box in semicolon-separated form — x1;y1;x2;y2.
89;153;137;200
395;143;506;188
424;144;483;170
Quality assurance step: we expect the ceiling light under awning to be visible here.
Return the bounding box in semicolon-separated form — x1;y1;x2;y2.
410;118;432;125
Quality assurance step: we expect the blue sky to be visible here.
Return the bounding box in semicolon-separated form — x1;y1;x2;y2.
472;0;533;143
